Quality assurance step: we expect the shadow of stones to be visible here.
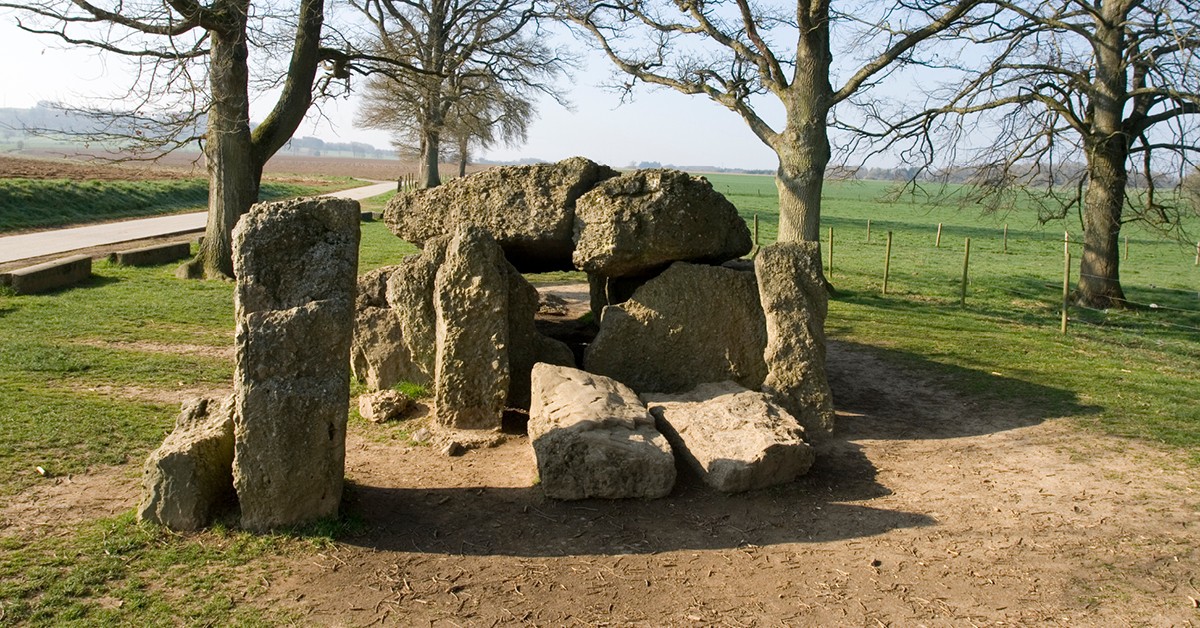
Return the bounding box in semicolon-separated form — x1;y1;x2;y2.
339;472;929;558
826;339;1097;441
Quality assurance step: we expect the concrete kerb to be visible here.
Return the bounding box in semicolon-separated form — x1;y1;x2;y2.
1;254;92;294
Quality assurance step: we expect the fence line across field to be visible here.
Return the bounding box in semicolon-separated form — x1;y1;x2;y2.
813;221;1200;336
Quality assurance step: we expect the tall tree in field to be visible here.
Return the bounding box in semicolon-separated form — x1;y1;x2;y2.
562;0;998;243
358;71;534;176
2;0;337;279
886;1;1200;308
349;0;568;188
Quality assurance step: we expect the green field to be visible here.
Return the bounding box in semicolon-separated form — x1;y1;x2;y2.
0;178;348;233
0;180;1197;622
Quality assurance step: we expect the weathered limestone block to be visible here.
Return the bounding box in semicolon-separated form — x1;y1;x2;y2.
358;390;415;423
433;227;511;428
351;306;412;391
755;242;835;435
138;396;236;531
384;157;619;272
382;237;450;387
232;196;359;531
584;262;767;394
529;364;675;500
644;382;815;493
573;169;753;278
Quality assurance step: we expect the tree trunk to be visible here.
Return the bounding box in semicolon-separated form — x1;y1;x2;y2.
178;20;254;280
1077;140;1129;308
1075;10;1128;309
774;146;827;243
420;130;442;188
457;135;469;177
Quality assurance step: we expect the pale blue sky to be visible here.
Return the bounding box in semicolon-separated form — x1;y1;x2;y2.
0;16;789;170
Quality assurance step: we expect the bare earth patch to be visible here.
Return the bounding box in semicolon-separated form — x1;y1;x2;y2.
4;338;1198;623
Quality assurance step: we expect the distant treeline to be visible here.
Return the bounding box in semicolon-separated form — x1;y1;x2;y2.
1;104;393;159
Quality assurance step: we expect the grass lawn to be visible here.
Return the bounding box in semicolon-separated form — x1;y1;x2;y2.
0;183;1197;623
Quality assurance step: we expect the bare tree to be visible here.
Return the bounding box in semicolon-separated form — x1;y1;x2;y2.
348;0;568;188
882;0;1200;309
360;70;534;176
1;0;343;279
561;0;998;243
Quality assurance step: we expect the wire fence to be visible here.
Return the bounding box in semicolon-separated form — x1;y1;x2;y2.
765;217;1200;350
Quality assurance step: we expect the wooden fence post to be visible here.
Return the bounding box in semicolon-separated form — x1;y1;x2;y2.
1003;224;1008;252
960;237;971;306
936;223;943;248
1062;246;1071;334
1195;240;1199;266
827;226;834;278
754;214;759;247
866;219;872;243
1125;235;1129;261
883;231;893;294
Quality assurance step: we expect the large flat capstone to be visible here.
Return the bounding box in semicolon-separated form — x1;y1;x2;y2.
528;363;676;500
384;157;618;272
644;382;814;493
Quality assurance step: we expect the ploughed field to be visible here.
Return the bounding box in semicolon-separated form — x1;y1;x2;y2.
0;158;1197;624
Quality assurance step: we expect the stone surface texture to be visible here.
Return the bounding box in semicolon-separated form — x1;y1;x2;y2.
232;196;359;531
138;396;236;531
358;390;415;423
584;262;767;394
384;157;618;272
573;169;752;278
528;364;676;500
383;237;451;387
432;227;511;428
755;242;835;436
643;382;814;493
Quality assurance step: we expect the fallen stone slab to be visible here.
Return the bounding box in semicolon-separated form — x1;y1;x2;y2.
643;381;814;493
528;364;675;500
108;242;191;266
139;396;236;531
358;389;415;423
1;254;91;294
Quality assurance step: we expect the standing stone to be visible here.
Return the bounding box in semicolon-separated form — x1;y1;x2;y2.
232;197;359;531
584;262;767;394
643;382;814;493
433;227;511;429
384;237;451;388
139;396;236;531
573;169;753;278
755;242;835;435
528;364;676;500
351;306;411;391
384;157;619;271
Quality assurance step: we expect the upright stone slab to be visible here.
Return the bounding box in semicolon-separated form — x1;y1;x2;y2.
755;242;835;435
232;196;360;531
528;364;676;500
584;262;768;394
433;227;511;429
643;382;814;493
383;236;451;387
139;396;236;531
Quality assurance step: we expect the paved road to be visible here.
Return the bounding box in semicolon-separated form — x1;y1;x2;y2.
0;180;396;265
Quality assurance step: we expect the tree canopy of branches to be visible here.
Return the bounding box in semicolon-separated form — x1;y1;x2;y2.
1;0;337;279
884;0;1200;308
561;0;999;243
358;67;535;178
349;0;568;188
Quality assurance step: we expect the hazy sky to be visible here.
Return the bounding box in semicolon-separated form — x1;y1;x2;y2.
0;16;784;170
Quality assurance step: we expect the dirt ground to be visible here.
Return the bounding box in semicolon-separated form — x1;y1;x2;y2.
4;315;1198;625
